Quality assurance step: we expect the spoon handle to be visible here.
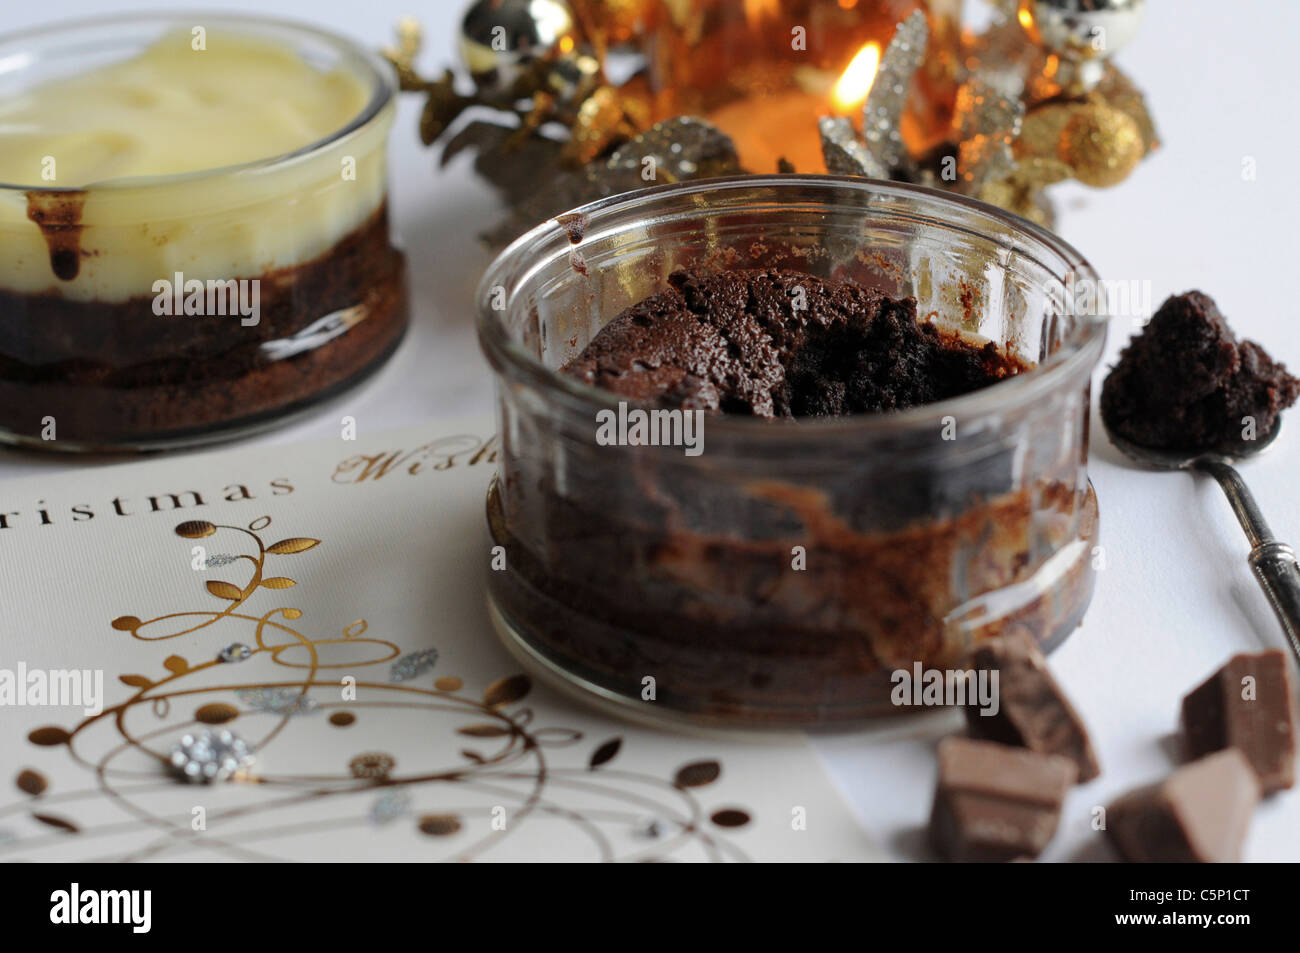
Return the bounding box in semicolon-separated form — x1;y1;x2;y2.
1197;458;1300;661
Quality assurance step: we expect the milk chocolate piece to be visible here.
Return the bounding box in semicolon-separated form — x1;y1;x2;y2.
964;630;1100;782
1106;750;1260;863
1182;649;1297;794
929;737;1076;862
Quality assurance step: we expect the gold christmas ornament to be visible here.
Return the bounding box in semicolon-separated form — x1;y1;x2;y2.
388;0;1160;241
1057;98;1144;187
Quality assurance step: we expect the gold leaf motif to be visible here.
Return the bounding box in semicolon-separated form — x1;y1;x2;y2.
195;703;239;724
418;814;462;836
28;727;70;746
457;724;509;738
110;616;140;631
589;737;622;769
261;577;297;589
31;812;79;833
16;769;47;796
163;655;189;675
282;608;303;620
206;580;242;600
266;538;320;555
710;808;751;828
174;520;216;538
674;760;721;788
119;674;152;689
483;674;531;708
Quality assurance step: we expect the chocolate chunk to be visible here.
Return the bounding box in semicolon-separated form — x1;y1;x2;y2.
1106;750;1260;863
1182;649;1297;794
963;629;1100;782
929;737;1076;862
1101;291;1300;452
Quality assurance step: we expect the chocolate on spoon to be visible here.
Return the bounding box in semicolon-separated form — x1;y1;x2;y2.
1101;291;1300;658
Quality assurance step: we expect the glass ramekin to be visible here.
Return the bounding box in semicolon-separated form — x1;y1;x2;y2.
0;13;408;451
477;175;1107;729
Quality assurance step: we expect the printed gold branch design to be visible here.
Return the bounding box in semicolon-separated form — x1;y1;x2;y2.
111;515;324;643
3;516;752;861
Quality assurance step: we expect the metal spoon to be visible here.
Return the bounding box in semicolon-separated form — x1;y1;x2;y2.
1106;421;1300;661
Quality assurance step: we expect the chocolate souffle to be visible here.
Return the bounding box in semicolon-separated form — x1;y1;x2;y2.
487;267;1099;724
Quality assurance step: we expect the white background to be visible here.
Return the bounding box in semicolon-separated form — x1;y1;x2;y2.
3;0;1299;861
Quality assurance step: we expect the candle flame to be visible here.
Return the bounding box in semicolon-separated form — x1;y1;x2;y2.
831;42;882;114
1017;7;1034;30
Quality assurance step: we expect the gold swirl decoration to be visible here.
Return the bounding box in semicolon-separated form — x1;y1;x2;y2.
2;517;752;862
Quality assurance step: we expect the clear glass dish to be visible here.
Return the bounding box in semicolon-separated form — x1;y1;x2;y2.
0;13;407;451
477;175;1107;729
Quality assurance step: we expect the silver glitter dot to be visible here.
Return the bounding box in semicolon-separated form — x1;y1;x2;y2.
236;687;318;716
633;816;665;839
389;648;439;682
219;643;252;663
204;553;237;568
369;790;411;826
169;729;254;783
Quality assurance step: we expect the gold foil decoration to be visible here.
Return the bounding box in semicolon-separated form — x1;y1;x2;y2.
388;1;1160;236
563;85;644;165
1055;98;1144;187
955;79;1025;197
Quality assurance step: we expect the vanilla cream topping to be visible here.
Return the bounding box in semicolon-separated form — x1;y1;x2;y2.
0;29;393;301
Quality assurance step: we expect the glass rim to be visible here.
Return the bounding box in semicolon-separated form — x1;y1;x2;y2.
477;173;1108;437
0;11;397;193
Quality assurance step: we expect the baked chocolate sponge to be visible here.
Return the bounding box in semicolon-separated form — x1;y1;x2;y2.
563;268;1024;418
1101;291;1299;452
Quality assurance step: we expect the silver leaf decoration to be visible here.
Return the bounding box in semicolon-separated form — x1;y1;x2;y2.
819;117;887;178
860;9;929;176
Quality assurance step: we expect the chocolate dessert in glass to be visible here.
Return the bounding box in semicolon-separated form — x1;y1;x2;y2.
0;14;408;450
478;176;1107;728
